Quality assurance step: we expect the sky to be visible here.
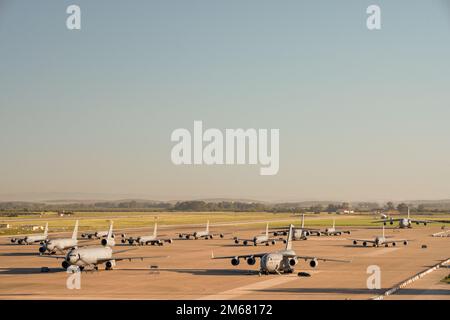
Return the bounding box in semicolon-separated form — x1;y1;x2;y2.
0;0;450;202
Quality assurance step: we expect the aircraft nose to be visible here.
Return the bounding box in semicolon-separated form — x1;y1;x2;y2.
68;254;78;264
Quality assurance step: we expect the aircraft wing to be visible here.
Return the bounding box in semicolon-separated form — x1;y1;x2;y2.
383;239;409;244
409;219;434;224
284;254;351;263
373;219;401;223
103;255;168;263
211;252;267;260
38;255;66;260
348;238;376;244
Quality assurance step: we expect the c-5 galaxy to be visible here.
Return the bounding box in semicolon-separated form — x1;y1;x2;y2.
39;220;79;254
212;225;350;275
349;226;410;247
177;221;224;240
121;223;173;246
234;223;280;246
10;223;48;245
375;207;434;229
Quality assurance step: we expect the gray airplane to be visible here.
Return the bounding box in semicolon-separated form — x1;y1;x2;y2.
10;223;48;245
121;223;173;246
43;246;163;271
315;218;351;236
234;223;279;246
349;226;409;247
39;220;79;254
177;221;224;240
81;229;115;239
375;208;434;229
212;225;350;275
271;214;320;240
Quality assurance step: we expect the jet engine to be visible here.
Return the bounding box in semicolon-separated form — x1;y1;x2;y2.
403;241;408;245
353;240;357;245
363;241;367;247
62;260;70;269
105;260;116;270
101;238;115;247
10;238;16;244
231;257;240;266
39;245;47;253
247;256;256;265
309;258;318;268
289;258;297;266
220;234;224;238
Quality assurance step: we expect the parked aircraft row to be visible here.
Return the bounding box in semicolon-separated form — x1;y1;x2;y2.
6;213;448;274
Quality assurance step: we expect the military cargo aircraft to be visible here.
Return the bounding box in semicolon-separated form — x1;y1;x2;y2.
39;220;79;254
349;226;410;247
212;225;350;275
177;221;224;239
121;223;173;246
233;223;280;246
10;223;48;245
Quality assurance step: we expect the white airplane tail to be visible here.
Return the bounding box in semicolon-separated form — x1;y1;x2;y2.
407;207;410;219
43;222;48;237
107;221;114;239
153;223;157;237
285;224;294;250
382;225;385;238
301;214;305;229
206;220;209;233
332;218;335;229
265;223;269;237
72;220;79;240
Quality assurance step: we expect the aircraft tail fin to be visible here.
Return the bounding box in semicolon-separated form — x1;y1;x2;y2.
43;222;48;237
206;220;209;233
107;221;114;239
265;223;269;237
407;207;410;219
301;214;305;229
285;224;294;250
382;225;385;238
72;220;79;240
153;223;157;237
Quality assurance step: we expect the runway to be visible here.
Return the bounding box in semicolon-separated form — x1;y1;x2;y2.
0;223;448;300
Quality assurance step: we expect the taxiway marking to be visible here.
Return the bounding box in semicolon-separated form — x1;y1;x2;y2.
198;274;310;300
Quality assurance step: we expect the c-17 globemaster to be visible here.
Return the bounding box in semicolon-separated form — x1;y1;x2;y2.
212;225;350;275
234;223;280;246
375;207;435;229
121;223;173;246
349;226;410;247
270;214;319;240
10;223;48;245
177;221;224;240
39;220;79;254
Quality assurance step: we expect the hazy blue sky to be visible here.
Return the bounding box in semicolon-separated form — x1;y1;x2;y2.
1;0;449;202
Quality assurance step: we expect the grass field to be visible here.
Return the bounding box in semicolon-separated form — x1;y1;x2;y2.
0;211;449;236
